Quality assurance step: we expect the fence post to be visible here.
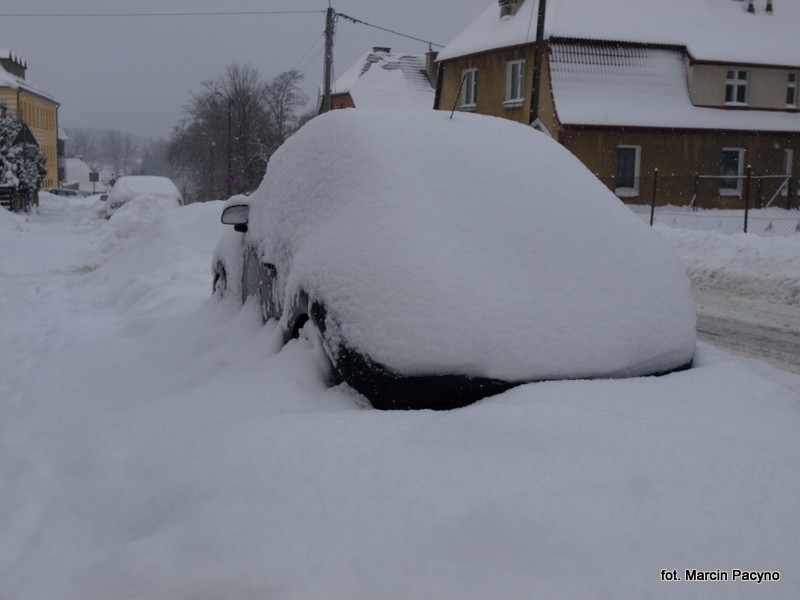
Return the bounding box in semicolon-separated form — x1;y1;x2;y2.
650;168;658;227
788;176;794;210
693;173;700;211
756;177;763;208
743;165;752;234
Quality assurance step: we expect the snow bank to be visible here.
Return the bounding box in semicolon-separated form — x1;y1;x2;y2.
659;226;800;307
2;196;800;599
0;204;24;230
249;109;696;380
86;199;221;319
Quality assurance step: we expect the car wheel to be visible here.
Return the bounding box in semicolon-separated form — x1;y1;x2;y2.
213;262;227;295
289;301;342;386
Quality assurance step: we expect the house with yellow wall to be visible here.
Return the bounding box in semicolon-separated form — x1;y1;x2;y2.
1;49;60;189
436;0;800;209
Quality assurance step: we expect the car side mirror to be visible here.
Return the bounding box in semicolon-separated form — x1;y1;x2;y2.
221;204;249;233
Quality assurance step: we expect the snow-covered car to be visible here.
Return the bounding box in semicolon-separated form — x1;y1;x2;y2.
212;109;696;409
104;175;183;218
47;188;86;198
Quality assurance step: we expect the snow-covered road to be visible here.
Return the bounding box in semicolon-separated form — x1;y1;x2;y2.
1;196;799;600
696;313;800;373
657;224;800;374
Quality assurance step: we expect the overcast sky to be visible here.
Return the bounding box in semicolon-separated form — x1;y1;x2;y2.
0;0;492;139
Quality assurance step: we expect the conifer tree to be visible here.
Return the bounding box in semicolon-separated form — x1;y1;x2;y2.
0;110;46;192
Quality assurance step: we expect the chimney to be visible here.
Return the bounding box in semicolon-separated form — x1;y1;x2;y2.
425;50;439;87
747;0;755;12
766;0;773;13
0;51;27;79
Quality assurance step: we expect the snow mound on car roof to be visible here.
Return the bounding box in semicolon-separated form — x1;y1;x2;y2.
250;109;696;381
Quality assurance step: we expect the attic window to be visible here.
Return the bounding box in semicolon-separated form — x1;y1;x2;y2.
787;73;797;108
499;0;523;17
725;70;748;106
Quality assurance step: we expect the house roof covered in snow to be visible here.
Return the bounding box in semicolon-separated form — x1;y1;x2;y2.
331;48;434;110
0;49;56;101
438;0;800;67
550;41;800;132
64;158;110;193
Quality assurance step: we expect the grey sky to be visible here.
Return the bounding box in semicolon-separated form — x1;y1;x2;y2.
0;0;491;139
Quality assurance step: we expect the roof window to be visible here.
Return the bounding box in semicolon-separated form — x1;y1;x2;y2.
499;0;525;18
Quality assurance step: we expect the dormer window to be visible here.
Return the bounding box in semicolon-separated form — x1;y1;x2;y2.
787;73;797;108
499;0;523;17
725;70;748;105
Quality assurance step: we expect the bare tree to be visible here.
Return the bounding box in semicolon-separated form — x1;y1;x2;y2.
64;128;100;166
264;70;307;146
120;133;138;176
102;130;123;178
167;63;307;201
137;138;172;177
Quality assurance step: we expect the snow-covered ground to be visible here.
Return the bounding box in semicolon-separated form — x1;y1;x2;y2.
1;194;799;599
658;224;800;317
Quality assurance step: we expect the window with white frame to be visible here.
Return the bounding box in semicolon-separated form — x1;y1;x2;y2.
615;146;641;197
720;148;745;195
725;70;748;105
504;60;526;106
787;73;797;108
460;68;477;108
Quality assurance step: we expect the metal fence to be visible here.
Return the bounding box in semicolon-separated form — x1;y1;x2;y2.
629;204;800;236
598;169;800;237
0;187;38;213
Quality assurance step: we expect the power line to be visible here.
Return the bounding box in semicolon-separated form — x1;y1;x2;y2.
0;10;325;18
335;12;444;49
291;33;325;73
0;8;443;49
297;45;325;77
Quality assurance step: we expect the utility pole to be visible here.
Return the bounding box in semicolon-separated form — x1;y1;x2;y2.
321;5;336;113
528;0;548;127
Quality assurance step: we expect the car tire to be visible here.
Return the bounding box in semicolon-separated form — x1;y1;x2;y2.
288;301;342;386
213;262;227;295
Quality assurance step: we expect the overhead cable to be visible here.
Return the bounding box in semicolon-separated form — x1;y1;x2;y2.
335;12;444;48
0;10;326;18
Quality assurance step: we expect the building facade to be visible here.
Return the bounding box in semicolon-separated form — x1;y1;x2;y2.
435;0;800;208
1;50;60;189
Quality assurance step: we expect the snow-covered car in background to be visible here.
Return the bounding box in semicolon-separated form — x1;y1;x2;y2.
104;175;183;218
47;188;88;198
213;109;696;409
